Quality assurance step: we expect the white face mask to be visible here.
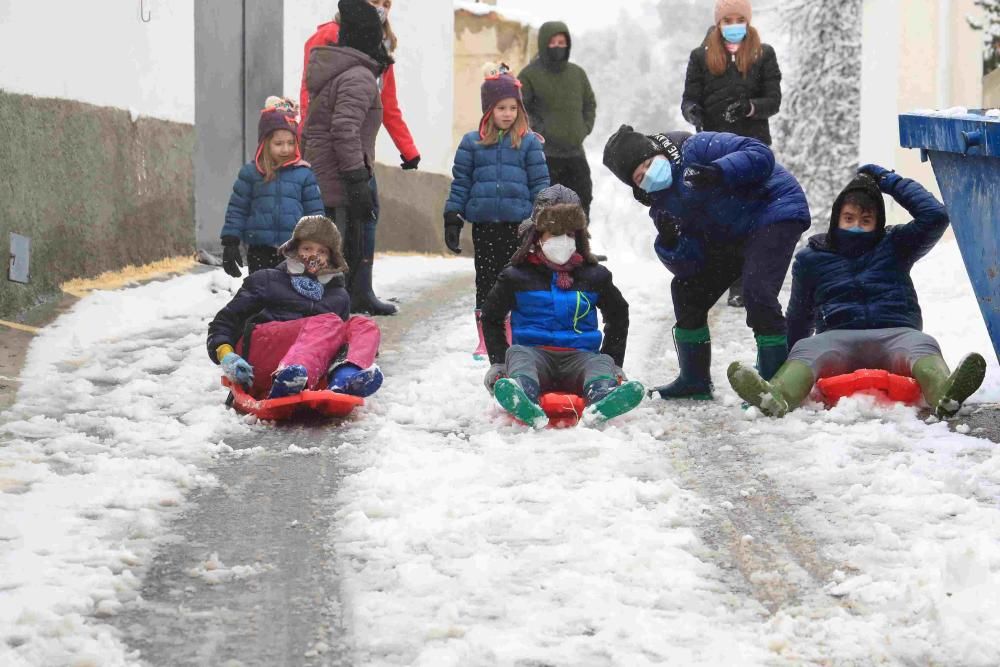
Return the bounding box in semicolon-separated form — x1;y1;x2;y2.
541;235;577;265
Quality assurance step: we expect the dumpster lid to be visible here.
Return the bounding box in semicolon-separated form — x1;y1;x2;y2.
899;109;1000;158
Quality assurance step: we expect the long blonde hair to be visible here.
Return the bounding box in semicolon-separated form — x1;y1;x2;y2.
479;104;531;149
705;25;763;77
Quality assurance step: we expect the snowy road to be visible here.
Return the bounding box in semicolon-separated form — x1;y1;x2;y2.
2;182;1000;665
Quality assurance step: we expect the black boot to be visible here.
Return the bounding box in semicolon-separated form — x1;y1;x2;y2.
350;259;398;316
649;327;713;400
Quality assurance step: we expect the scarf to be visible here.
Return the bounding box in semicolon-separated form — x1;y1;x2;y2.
527;251;584;289
290;275;325;301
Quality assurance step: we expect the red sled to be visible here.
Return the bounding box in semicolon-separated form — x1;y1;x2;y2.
222;377;363;421
815;369;922;407
539;392;587;428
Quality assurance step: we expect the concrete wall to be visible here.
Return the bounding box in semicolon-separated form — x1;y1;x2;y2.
373;163;452;255
453;9;537;155
986;67;1000;108
860;0;983;222
284;0;455;175
0;91;194;318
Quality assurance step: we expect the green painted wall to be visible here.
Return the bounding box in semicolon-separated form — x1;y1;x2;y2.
0;91;195;319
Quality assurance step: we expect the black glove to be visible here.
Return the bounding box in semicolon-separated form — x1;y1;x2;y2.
683;103;705;131
723;96;753;124
444;211;464;254
400;154;421;170
652;211;681;249
632;186;653;207
342;169;374;222
221;236;243;278
683;163;724;190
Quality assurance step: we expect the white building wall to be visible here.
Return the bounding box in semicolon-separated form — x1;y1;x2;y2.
0;0;195;123
284;0;455;175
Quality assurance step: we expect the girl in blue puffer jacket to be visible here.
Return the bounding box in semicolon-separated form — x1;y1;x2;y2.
603;125;811;400
221;96;325;277
443;64;550;358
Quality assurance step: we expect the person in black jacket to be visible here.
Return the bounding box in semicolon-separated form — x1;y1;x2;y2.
480;186;644;427
727;166;987;418
681;0;782;308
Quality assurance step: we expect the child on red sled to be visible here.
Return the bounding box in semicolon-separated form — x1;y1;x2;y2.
481;185;645;427
207;215;383;400
727;165;986;418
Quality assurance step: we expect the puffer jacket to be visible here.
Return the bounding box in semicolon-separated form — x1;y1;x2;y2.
518;21;597;158
206;264;350;362
221;161;325;247
445;130;550;224
681;37;782;145
785;175;950;349
650;131;810;277
303;45;383;208
481;259;629;367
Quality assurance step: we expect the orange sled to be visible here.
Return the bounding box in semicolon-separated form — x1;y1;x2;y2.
222;377;363;421
815;369;922;407
539;392;587;428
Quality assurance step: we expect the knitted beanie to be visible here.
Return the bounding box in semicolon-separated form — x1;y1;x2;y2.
602;125;664;187
257;96;299;144
338;0;392;70
481;62;523;114
715;0;752;24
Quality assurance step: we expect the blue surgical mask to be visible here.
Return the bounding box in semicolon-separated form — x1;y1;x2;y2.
640;157;673;194
842;226;868;234
721;23;747;43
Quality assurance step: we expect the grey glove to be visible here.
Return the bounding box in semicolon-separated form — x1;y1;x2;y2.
484;363;506;394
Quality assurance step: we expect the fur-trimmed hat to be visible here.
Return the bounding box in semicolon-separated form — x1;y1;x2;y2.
279;215;349;275
715;0;752;24
510;185;597;265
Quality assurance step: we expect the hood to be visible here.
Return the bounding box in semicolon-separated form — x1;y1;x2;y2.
826;174;887;247
305;45;380;96
537;21;572;68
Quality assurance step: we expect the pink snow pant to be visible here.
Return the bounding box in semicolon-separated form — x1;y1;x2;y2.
238;314;380;398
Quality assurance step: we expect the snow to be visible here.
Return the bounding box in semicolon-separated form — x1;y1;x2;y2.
1;178;1000;664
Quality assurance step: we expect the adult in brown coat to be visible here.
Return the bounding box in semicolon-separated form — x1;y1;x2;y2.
303;0;397;315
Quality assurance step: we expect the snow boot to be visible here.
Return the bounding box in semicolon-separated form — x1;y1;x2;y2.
269;364;309;399
473;310;488;360
727;279;744;308
649;327;713;400
493;376;548;429
911;353;986;418
349;259;398;316
583;378;646;423
328;362;384;397
727;360;814;418
755;334;789;381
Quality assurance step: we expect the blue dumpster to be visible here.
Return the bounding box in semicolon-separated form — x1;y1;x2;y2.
899;110;1000;363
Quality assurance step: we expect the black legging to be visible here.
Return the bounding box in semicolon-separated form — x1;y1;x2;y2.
472;222;521;309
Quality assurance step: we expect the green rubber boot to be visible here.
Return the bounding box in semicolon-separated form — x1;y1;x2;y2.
911;353;986;418
583;380;646;423
727;360;814;418
493;377;548;429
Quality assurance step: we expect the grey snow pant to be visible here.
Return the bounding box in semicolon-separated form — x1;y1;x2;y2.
505;345;616;395
788;327;942;378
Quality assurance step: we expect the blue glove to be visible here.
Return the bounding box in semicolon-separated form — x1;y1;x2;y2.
858;164;901;191
221;352;254;388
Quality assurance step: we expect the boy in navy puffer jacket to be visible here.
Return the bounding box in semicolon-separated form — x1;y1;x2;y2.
481;185;644;428
221;96;325;277
444;63;550;358
727;166;986;419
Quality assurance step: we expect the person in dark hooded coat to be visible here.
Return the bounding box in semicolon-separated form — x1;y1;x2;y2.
603;125;810;401
727;165;987;419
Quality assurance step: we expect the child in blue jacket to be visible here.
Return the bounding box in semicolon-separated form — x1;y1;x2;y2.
444;64;550;358
481;185;644;427
221;96;325;277
603;125;811;400
728;166;986;418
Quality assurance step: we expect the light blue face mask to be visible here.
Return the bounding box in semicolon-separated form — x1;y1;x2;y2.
842;226;869;234
721;23;748;43
640;157;673;193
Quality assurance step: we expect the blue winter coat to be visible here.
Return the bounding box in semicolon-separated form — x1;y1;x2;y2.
481;260;630;366
206;263;350;362
221;161;325;248
785;175;949;349
445;130;550;224
650;132;810;278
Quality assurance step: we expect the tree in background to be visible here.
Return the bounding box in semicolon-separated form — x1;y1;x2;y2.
969;0;1000;74
772;0;863;228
